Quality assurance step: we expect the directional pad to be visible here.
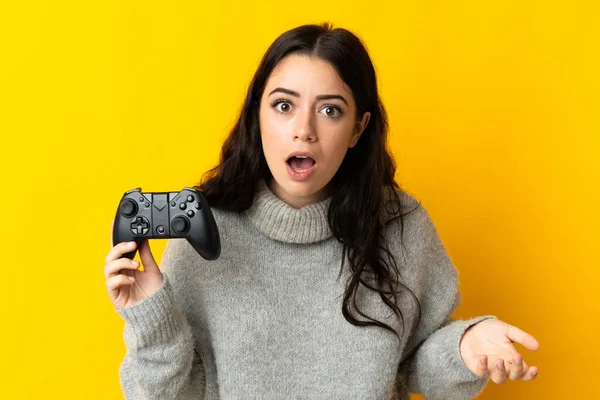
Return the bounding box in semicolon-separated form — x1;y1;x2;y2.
130;216;150;235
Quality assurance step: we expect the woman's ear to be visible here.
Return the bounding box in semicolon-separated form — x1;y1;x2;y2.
349;111;371;148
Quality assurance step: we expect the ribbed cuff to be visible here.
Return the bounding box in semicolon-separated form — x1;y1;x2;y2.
117;275;186;349
448;315;498;382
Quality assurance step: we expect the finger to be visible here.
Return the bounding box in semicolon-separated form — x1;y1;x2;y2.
490;359;507;385
520;360;531;377
522;365;539;381
138;239;160;273
507;354;524;381
105;241;137;263
520;361;541;382
517;359;533;378
110;219;114;248
106;274;135;296
104;258;140;279
507;325;541;351
475;355;489;378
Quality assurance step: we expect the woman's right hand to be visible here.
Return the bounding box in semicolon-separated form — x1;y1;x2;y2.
104;220;164;310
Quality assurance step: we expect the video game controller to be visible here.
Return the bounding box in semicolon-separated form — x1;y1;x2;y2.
113;187;221;260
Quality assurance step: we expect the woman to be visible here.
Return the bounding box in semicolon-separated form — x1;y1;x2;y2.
104;23;540;399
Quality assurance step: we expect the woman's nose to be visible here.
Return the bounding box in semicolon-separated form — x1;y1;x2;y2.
293;109;316;142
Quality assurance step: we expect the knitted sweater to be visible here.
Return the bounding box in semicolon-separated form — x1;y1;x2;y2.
117;181;496;399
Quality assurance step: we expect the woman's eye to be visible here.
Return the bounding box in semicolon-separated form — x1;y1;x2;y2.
273;101;292;113
271;100;342;118
320;106;342;118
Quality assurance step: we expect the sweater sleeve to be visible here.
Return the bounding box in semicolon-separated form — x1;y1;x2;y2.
116;239;206;399
395;204;497;400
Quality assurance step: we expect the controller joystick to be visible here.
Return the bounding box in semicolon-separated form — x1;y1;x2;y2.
119;199;138;217
112;187;220;260
172;216;190;234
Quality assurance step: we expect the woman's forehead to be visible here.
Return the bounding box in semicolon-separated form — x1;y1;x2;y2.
265;54;352;96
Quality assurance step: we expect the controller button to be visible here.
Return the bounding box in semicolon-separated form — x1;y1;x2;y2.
187;195;194;202
139;197;145;202
179;203;187;210
171;216;190;234
187;210;195;218
171;201;176;207
119;199;138;218
156;225;166;235
130;216;150;235
194;201;201;210
145;202;150;207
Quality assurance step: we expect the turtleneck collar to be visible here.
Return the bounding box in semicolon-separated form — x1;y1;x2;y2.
245;180;333;244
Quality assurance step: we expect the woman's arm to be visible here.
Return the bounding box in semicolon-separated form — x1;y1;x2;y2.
393;204;496;400
117;240;206;399
398;315;496;400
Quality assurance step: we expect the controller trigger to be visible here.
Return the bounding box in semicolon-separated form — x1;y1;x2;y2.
124;187;143;195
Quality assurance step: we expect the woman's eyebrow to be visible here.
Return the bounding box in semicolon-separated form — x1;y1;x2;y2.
268;87;348;106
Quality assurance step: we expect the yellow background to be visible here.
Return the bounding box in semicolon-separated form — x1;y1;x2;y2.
1;0;597;398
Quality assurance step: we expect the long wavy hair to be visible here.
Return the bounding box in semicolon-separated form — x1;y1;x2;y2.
196;22;422;341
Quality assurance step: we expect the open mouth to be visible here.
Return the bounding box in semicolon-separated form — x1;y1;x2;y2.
286;155;316;173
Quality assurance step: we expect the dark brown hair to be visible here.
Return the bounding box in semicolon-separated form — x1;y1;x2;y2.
196;22;421;341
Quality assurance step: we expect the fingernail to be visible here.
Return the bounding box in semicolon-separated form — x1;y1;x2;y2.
131;260;139;266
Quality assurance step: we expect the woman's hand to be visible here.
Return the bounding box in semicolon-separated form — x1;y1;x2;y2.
104;220;164;310
459;318;541;384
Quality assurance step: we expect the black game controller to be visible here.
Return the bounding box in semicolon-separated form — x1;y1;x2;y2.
113;187;221;260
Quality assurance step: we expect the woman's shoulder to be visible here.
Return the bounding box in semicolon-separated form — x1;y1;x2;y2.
208;205;247;232
380;187;456;290
381;186;425;225
381;186;442;249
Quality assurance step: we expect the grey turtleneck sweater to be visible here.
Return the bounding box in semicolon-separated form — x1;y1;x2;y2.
117;182;496;399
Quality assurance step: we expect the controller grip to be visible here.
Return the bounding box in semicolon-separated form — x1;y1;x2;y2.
112;224;144;260
186;194;221;260
189;224;221;260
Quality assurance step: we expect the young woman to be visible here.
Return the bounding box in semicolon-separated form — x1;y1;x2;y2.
104;23;540;399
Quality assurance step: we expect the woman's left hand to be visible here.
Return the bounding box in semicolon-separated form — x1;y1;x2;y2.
459;318;541;384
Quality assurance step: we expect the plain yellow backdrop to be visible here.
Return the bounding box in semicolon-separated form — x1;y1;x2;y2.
1;0;598;399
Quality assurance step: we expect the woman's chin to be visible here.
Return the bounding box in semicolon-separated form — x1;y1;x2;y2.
269;176;330;206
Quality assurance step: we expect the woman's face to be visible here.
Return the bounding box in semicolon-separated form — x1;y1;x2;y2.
258;54;370;209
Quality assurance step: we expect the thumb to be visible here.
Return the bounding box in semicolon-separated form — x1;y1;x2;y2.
507;325;541;352
138;239;160;274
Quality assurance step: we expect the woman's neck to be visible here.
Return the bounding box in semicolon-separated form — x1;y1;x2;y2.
266;177;332;209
